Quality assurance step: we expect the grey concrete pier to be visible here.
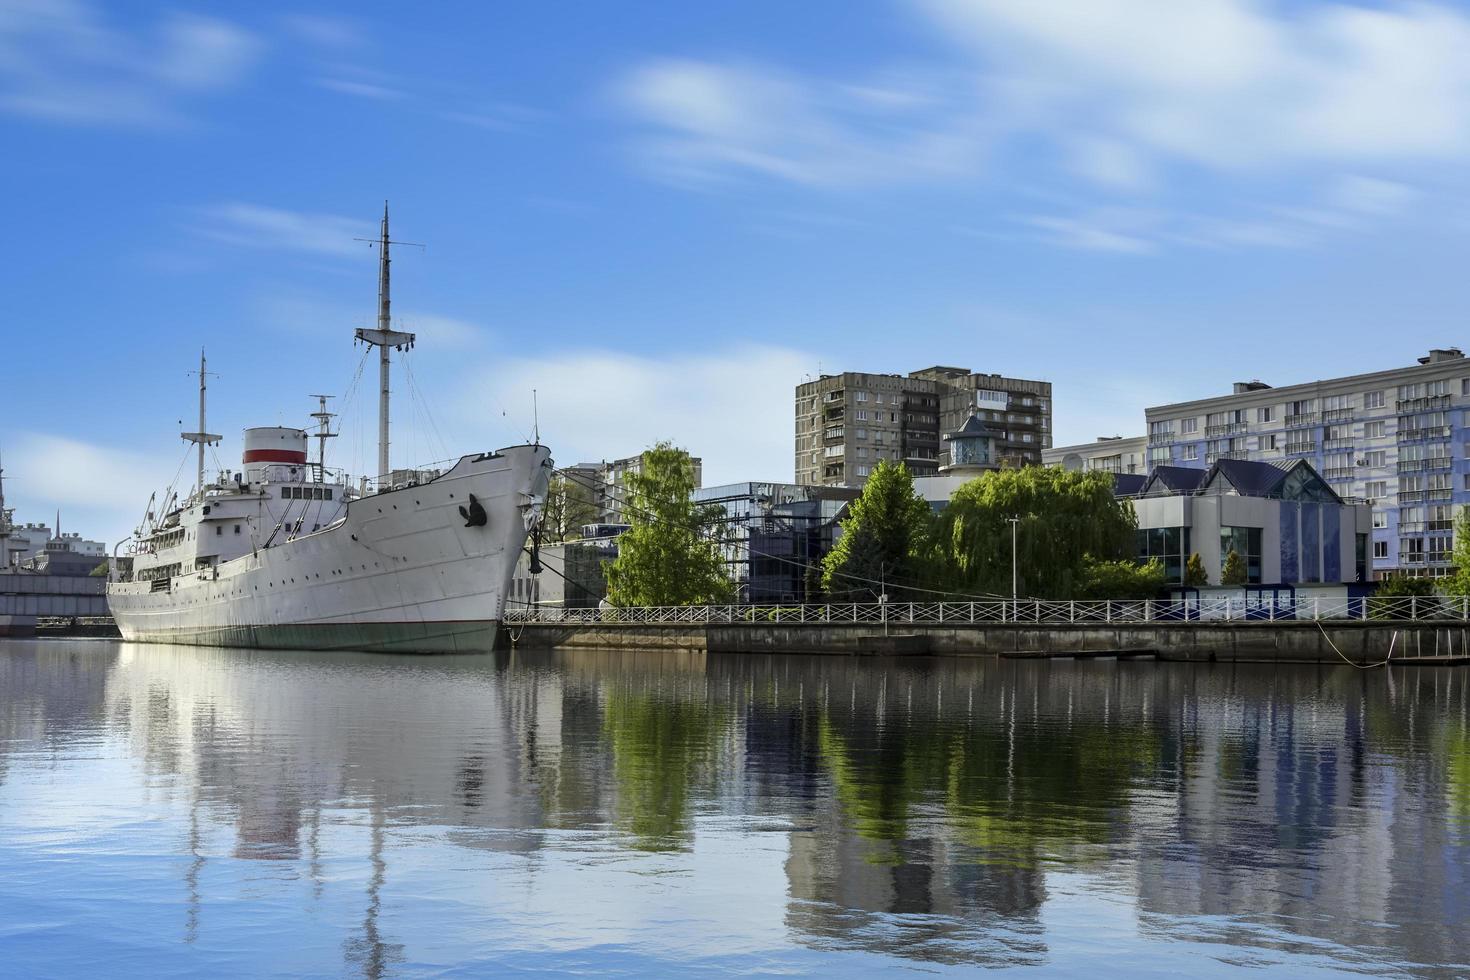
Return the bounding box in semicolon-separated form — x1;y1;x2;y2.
510;619;1462;666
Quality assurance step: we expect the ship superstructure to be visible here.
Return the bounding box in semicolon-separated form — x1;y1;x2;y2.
108;206;551;653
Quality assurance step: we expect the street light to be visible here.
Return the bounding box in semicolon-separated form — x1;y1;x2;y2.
1006;516;1020;622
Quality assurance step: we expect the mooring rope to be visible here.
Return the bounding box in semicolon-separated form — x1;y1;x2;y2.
1317;620;1398;670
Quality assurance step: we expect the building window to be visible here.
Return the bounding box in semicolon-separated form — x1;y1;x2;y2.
1219;526;1263;583
855;390;868;402
1180;417;1198;434
1364;421;1386;439
1364;390;1385;409
1180;445;1199;461
1365;480;1387;499
1258;407;1274;423
234;525;241;534
1149;447;1170;464
1137;526;1190;583
1372;511;1388;529
1361;450;1386;467
1374;540;1388;559
215;526;222;536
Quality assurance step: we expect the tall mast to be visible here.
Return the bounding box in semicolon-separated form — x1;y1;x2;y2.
354;202;416;488
181;349;221;501
0;446;9;569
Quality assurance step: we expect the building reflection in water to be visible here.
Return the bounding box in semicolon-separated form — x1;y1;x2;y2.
1;641;1468;974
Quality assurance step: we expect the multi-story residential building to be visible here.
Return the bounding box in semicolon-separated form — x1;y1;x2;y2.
1144;348;1470;578
794;367;1051;488
594;452;703;525
1043;435;1148;475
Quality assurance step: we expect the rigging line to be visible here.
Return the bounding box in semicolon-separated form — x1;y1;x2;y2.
402;353;451;462
553;465;1013;601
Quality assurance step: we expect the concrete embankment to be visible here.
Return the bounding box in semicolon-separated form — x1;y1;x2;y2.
509;620;1468;666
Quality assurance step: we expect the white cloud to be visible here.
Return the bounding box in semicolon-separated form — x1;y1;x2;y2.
0;0;261;126
920;0;1470;169
1021;213;1156;254
281;14;365;50
455;345;813;483
195;203;375;257
8;433;176;547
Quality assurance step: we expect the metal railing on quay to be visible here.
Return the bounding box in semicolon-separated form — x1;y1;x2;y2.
505;596;1470;627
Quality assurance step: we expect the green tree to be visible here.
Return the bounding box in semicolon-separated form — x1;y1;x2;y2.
1442;506;1470;597
935;467;1137;599
1370;571;1441;619
821;459;933;600
604;443;734;606
89;560;109;577
1221;549;1247;586
1184;552;1208;588
542;474;599;543
1077;557;1167;599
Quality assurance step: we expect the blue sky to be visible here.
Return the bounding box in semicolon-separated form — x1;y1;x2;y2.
6;0;1470;543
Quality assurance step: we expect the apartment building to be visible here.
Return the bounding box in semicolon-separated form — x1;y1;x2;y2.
794;367;1051;488
580;453;704;525
1043;435;1148;475
1144;348;1470;578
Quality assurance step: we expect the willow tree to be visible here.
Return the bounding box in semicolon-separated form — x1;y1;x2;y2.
821;459;933;600
935;467;1138;599
542;474;599;543
604;443;734;606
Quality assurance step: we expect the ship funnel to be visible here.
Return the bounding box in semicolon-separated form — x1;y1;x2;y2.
243;427;308;465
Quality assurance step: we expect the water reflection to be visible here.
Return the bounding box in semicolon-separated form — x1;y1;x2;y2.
1;640;1468;976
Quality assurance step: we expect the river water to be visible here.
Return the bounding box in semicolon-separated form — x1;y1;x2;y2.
1;640;1468;977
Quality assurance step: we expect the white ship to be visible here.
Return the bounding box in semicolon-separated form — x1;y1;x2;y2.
108;206;552;653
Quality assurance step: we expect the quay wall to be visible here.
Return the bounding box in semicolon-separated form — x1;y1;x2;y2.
511;621;1459;665
0;573;109;636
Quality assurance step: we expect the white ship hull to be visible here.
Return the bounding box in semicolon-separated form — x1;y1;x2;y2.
108;446;551;654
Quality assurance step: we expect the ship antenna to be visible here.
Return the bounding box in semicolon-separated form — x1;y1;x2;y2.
310;395;338;479
354;201;423;490
182;348;222;502
532;389;539;446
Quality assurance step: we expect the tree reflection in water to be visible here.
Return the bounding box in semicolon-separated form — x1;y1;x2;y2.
1;642;1469;975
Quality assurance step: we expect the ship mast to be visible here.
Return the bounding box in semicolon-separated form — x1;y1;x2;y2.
310;394;337;477
353;202;416;488
0;446;9;569
181;349;222;502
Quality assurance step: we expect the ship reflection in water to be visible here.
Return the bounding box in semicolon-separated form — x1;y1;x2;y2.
2;643;1468;977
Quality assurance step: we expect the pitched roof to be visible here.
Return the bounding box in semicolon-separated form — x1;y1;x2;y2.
1143;465;1207;494
1113;473;1148;496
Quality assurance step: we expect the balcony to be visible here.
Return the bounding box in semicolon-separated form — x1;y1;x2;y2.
1148;432;1176;446
1429;488;1453;501
1322;438;1354;452
1284;413;1319;428
1283;442;1316;456
1398;426;1453;442
1396;394;1451;413
824;428;844;442
1322;408;1355;423
1323;466;1355;480
823;406;845;421
1398;491;1426;503
1204;423;1247;437
1205;450;1249;464
1398;457;1452;474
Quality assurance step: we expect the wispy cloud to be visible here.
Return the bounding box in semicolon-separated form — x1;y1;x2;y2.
314;77;405;101
280;14;366;50
194;203;374;257
614;59;995;188
457;345;814;482
0;0;261;127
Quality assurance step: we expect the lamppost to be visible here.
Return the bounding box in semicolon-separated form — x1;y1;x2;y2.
1006;516;1020;622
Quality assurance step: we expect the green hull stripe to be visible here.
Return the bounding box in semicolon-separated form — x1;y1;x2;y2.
119;620;502;654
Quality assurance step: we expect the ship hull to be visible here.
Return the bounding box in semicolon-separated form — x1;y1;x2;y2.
108;446;550;655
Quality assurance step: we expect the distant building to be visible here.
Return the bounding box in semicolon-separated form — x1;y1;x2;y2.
596;453;703;525
794;367;1050;488
509;525;622;609
1128;457;1372;586
1043;435;1147;476
694;482;859;603
1144;347;1470;578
